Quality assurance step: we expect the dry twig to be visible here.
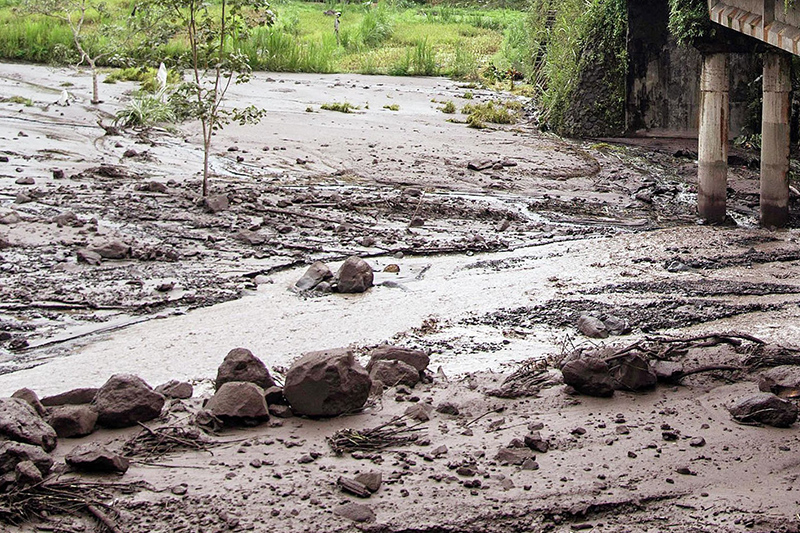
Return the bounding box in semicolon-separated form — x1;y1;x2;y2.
327;415;425;455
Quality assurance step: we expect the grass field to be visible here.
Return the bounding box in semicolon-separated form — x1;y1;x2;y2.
0;0;530;80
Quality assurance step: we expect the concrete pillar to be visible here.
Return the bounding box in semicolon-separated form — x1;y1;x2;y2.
760;52;791;228
698;53;730;224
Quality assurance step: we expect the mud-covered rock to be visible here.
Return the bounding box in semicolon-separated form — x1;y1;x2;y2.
436;401;460;416
15;460;43;486
284;348;371;417
41;388;98;406
577;315;609;339
0;398;57;452
66;444;129;473
369;359;419;388
47;405;98;438
203;194;229;213
90;240;131;259
758;366;800;399
93;374;165;428
405;403;433;422
334;256;373;293
609;354;657;391
367;345;430;373
334;502;376;523
155;380;193;399
206;382;269;424
294;261;333;291
11;388;45;416
560;351;615;397
215;347;275;391
0;441;53;476
729;393;798;427
495;447;535;465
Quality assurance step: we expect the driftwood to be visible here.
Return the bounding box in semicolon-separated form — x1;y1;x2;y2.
487;358;554;398
327;415;425;455
122;423;213;462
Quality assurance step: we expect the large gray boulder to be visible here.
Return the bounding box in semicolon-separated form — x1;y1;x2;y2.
206;382;270;424
41;387;98;406
284;348;372;417
0;441;54;477
215;347;275;391
11;388;45;416
93;374;165;428
47;405;98;438
367;345;430;373
66;444;129;474
334;256;374;293
369;359;419;388
560;350;615;397
729;393;798;428
294;261;333;291
0;398;57;451
609;354;657;391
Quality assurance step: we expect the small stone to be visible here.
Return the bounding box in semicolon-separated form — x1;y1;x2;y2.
15;176;34;185
689;437;706;447
383;264;400;273
577;315;608;339
662;430;680;441
435;402;460;416
354;471;382;493
571;427;587;436
171;484;188;495
203;194;229;213
155;380;193;399
676;466;695;476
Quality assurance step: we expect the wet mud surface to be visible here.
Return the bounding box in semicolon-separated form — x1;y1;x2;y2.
3;64;800;532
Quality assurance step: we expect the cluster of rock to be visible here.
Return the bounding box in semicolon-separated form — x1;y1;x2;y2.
560;345;800;429
202;344;429;423
0;374;188;489
0;342;431;491
293;257;374;294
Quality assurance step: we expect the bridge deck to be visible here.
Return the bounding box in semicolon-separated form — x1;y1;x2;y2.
709;0;800;55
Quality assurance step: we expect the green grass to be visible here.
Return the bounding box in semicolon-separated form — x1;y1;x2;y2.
461;100;519;126
320;101;358;113
0;0;525;79
440;100;456;113
383;103;399;111
1;95;33;106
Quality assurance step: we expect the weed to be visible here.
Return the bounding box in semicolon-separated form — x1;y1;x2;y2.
1;95;33;106
462;100;517;124
383;103;399;111
440;101;456;113
462;91;474;99
106;66;181;93
410;38;437;75
114;92;175;128
321;102;358;113
305;106;314;112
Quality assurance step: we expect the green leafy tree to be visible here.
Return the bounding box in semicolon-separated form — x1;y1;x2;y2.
22;0;157;104
153;0;274;197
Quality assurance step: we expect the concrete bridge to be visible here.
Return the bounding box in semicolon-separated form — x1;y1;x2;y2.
701;0;798;227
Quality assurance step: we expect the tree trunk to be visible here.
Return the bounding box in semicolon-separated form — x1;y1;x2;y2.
90;61;100;104
202;121;210;197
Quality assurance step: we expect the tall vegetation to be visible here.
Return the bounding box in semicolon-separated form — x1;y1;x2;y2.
21;0;154;103
150;0;273;196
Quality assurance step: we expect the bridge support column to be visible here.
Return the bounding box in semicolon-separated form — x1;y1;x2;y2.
760;52;791;228
698;53;730;224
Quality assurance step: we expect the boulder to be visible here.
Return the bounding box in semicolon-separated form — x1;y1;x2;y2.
495;447;535;465
41;388;98;406
334;256;374;293
15;460;43;486
0;441;53;476
0;398;57;452
268;404;293;418
367;345;430;373
560;351;615;397
93;374;165;428
203;194;229;213
155;380;193;399
284;348;371;417
334;502;376;523
608;354;657;391
90;240;131;259
577;315;609;339
652;360;684;382
369;359;419;388
215;347;275;391
294;261;333;291
205;382;269;424
729;393;798;427
11;388;45;416
436;401;460;416
524;431;549;453
47;405;98;438
264;386;287;406
65;444;129;474
758;366;800;399
76;248;102;265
